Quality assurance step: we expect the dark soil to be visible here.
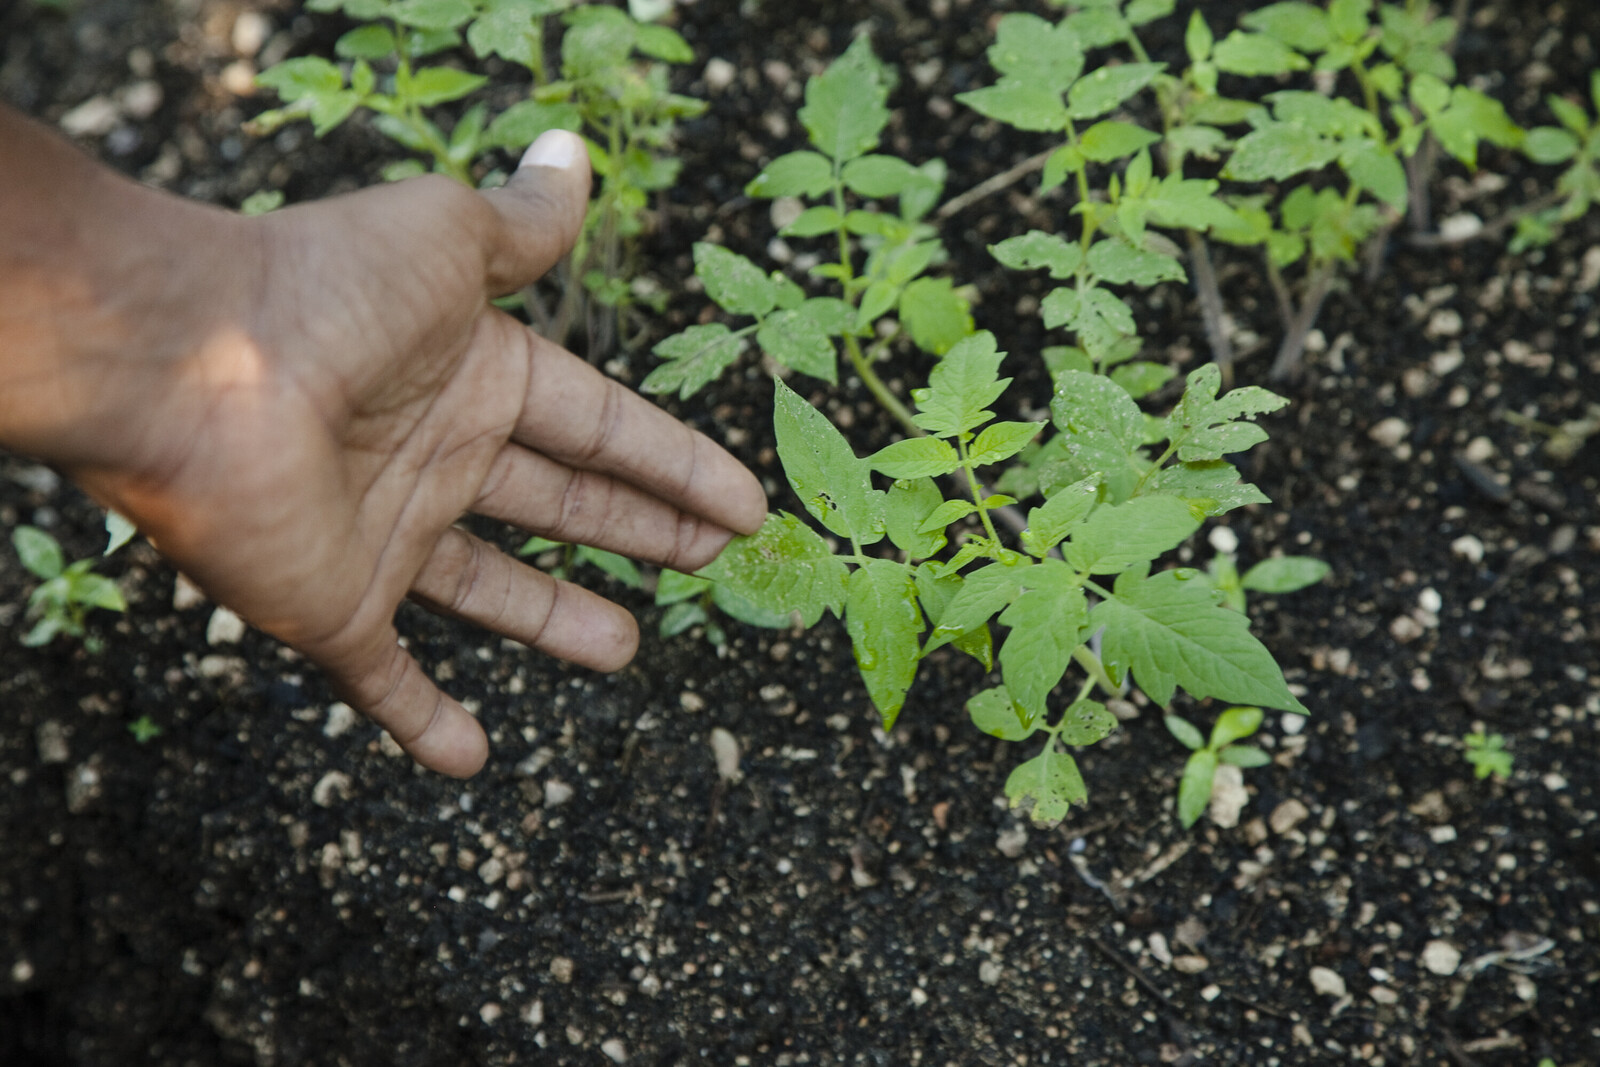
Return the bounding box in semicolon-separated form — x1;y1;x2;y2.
3;1;1598;1065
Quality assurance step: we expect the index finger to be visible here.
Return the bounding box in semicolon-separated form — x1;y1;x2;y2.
505;319;768;537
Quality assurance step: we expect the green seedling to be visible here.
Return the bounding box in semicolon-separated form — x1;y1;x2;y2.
654;567;792;648
1165;705;1272;828
1464;729;1513;780
12;525;127;650
657;39;1307;827
516;535;643;589
251;0;704;349
128;715;164;743
645;35;971;424
952;1;1598;382
1203;548;1330;613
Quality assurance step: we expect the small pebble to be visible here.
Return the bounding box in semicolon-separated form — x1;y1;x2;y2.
323;702;358;738
601;1038;628;1064
1309;966;1346;997
1368;417;1409;449
1172;955;1209;974
479;1002;502;1024
995;826;1027;858
232;11;272;56
60;96;121;137
1269;798;1310;835
206;607;247;646
549;957;575;983
702;58;736;91
978;960;1001;985
1369;985;1399;1005
173;573;207;610
1450;535;1485;564
543;779;574;808
1422;940;1461;976
710;728;742;783
312;771;352;808
1208;763;1248;829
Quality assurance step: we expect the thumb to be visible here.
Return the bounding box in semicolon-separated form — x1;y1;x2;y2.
482;129;593;295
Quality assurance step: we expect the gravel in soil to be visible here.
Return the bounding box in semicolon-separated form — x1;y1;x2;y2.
3;1;1598;1065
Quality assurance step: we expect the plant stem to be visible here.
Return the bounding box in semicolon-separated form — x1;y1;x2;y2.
842;333;919;436
1269;259;1336;382
956;436;1002;544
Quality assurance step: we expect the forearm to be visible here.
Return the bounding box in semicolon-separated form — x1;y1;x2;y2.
0;105;255;472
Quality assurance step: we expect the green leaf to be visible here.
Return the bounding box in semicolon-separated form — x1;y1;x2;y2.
1240;556;1330;593
336;24;398;60
1166;363;1289;463
699;511;847;627
1185;10;1214;62
1110;361;1176;399
1164;714;1205;751
988;12;1085;93
1050;369;1147;501
898;277;973;356
969;421;1045;467
1125;0;1176;26
104;512;136;556
1059;699;1117;746
1432;87;1523;168
1006;746;1087;824
1140;175;1239;232
390;0;473;30
1177;748;1218;827
659;600;708;638
842;154;920;198
561;6;636;76
1041;287;1137;356
485;99;583;150
917;498;976;533
969;686;1036;741
712;583;797;630
885;478;948;559
1212;31;1311;76
255;56;345;103
1064;495;1200;575
925;560;1028;654
656;568;711;606
695;243;777;318
1065;7;1128;50
1087;237;1185;286
642;324;745;400
910;332;1009;438
1095;564;1308;712
12;526;63;580
782;205;845;238
1240;2;1333;52
1066;63;1164;121
1220;744;1272;768
1546;94;1591;138
407;67;488;106
634;22;693;63
573;546;641;587
998;562;1087;724
1341;140;1408;210
1079;119;1162;163
1223;122;1341;182
957;82;1070;132
1209;705;1263;749
746;151;835;198
990;231;1083;279
69;572;125;613
800;36;891;163
868;437;961;479
1022;475;1099;558
758;310;837;383
1152;460;1269;516
1524;126;1580;165
845;559;924;728
773;378;885;545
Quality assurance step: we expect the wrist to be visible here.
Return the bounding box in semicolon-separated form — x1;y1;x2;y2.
0;106;259;477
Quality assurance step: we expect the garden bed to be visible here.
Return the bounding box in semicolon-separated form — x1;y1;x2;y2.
2;1;1598;1064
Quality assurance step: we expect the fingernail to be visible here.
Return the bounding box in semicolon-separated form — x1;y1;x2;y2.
520;129;580;171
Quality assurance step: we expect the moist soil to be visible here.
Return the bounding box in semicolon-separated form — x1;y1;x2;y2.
2;1;1598;1065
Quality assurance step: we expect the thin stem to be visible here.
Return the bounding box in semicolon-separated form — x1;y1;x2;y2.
956;435;1002;544
1269;259;1337;382
842;333;919;436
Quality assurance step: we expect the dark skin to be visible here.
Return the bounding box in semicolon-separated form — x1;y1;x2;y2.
0;107;768;777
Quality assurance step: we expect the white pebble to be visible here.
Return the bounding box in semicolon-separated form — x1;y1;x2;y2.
206;607;247;645
1309;966;1346;997
60;96;121;137
1451;535;1485;564
1422;940;1461;976
543;779;574;808
710;727;742;783
703;58;736;91
323;702;358;738
1368;417;1409;449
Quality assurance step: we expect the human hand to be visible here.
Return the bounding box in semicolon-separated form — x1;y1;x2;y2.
26;128;764;776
